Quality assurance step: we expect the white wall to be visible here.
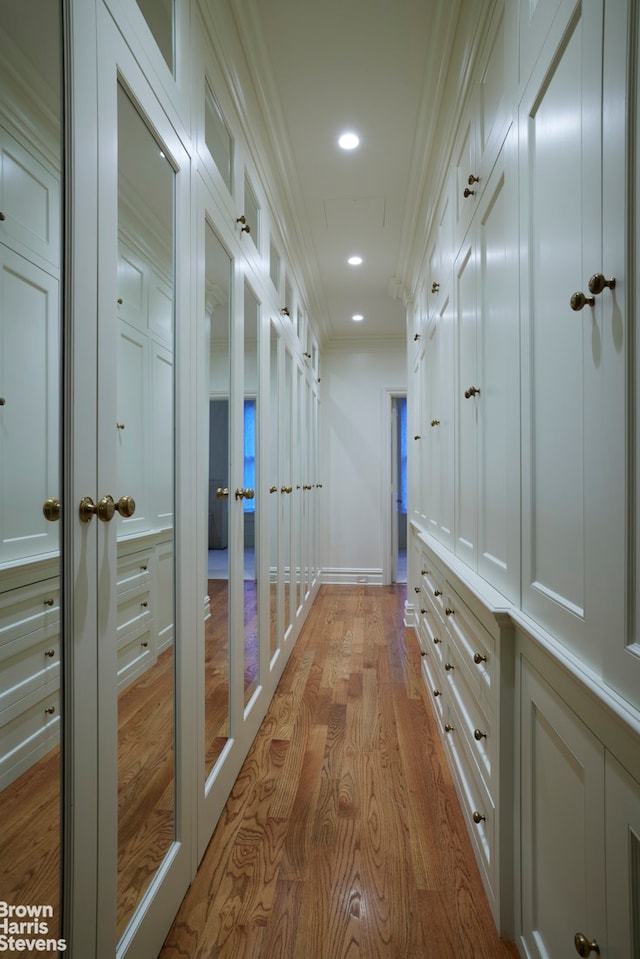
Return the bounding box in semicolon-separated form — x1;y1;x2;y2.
321;339;406;584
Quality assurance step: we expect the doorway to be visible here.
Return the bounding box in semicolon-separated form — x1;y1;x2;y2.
391;395;408;583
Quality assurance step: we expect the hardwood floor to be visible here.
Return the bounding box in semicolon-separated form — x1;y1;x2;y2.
159;585;520;959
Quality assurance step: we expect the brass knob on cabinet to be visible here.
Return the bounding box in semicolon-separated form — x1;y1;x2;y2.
445;607;455;616
464;386;481;398
115;495;136;517
433;637;441;644
574;933;600;957
430;419;440;426
45;649;55;657
444;723;454;733
269;485;278;493
434;589;442;597
413;332;421;341
433;689;441;697
236;215;251;233
281;485;292;494
414;434;421;440
421;569;430;575
463;187;475;198
588;273;615;295
445;662;454;671
467;174;480;185
420;608;428;614
45;706;55;715
235;488;254;500
0;396;5;405
79;495;114;523
303;484;312;490
431;281;440;293
216;488;229;499
43;498;61;522
473;652;487;665
570;291;595;311
474;728;487;741
0;211;5;220
44;598;54;607
414;586;420;594
472;811;485;824
116;422;125;430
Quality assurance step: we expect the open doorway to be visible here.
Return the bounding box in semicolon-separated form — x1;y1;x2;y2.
391;394;408;583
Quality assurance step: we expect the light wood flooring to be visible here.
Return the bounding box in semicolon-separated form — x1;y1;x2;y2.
159;584;520;959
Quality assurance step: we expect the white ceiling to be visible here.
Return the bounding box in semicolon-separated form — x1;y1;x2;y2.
238;0;463;344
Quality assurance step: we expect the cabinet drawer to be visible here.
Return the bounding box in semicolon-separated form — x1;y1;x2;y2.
0;577;60;647
422;652;445;728
420;559;447;618
117;588;152;636
0;633;60;714
445;711;496;896
117;628;153;689
117;548;152;596
0;683;60;789
442;585;494;701
443;641;493;790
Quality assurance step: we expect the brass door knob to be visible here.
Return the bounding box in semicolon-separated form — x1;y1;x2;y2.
574;933;600;957
474;729;487;741
463;187;475;198
472;811;485;824
473;652;487;664
235;488;255;500
588;273;615;295
281;485;292;494
79;495;115;523
464;386;481;398
216;488;229;499
269;485;278;493
43;498;61;522
115;495;136;517
431;419;440;426
570;291;595;311
444;662;454;671
445;607;455;616
467;174;479;185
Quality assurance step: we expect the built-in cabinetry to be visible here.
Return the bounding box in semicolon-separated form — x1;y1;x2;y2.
413;530;514;935
407;0;640;953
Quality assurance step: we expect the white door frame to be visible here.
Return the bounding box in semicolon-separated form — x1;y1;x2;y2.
381;388;407;586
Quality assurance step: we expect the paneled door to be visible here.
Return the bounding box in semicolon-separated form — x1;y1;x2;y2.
62;4;193;955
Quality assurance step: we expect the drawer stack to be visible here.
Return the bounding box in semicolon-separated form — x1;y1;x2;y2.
413;534;514;936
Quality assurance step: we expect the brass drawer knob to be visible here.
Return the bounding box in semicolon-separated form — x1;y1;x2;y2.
414;586;421;594
472;811;485;824
44;598;55;607
444;662;454;671
444;723;454;733
45;706;55;715
433;689;441;697
420;608;428;615
474;728;487;741
464;385;481;398
467;174;479;185
430;419;440;426
473;652;487;665
431;281;440;293
434;589;442;597
421;569;430;575
445;607;455;616
574;933;600;957
463;187;475;198
45;649;56;658
43;498;61;522
433;637;441;644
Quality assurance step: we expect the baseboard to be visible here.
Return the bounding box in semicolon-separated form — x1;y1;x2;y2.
321;568;384;586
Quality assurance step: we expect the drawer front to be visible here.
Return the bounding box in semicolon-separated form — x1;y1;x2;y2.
422;652;445;728
0;684;60;789
117;549;152;596
0;632;60;713
0;578;60;647
442;585;494;702
420;558;447;618
117;628;153;689
117;588;152;636
443;641;493;791
446;714;496;897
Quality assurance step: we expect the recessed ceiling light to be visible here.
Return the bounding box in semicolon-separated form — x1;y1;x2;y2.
352;314;364;322
338;132;360;150
348;256;363;266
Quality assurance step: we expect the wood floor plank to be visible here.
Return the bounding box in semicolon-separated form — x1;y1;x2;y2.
159;585;520;959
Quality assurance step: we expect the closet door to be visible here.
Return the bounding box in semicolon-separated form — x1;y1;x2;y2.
0;0;64;946
90;12;192;955
519;0;608;666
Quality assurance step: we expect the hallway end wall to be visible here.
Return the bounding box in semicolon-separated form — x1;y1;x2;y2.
321;339;406;585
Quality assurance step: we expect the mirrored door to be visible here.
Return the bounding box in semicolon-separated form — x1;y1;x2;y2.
243;285;260;707
204;222;232;780
0;0;63;938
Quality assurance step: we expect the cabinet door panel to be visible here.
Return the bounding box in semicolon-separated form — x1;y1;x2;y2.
0;247;59;561
605;755;640;959
520;660;606;959
454;238;478;565
520;0;603;659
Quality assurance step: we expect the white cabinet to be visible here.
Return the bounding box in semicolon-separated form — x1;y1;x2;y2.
519;653;640;959
453;140;519;602
414;530;514;936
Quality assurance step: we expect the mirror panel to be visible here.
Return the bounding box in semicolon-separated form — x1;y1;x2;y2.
244;175;259;251
204;223;231;777
296;366;304;611
116;84;176;937
269;322;280;658
283;348;293;635
0;0;62;933
243;285;260;705
135;0;174;73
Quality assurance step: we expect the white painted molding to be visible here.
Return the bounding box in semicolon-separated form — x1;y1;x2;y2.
322;568;384;586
